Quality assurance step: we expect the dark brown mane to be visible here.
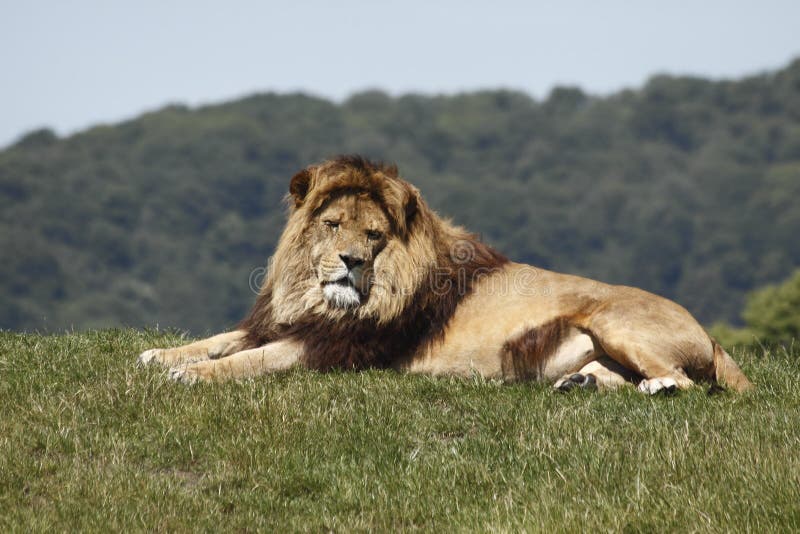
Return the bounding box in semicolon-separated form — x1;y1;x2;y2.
237;156;509;370
295;234;508;370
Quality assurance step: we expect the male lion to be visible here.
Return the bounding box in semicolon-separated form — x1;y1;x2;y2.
138;155;752;394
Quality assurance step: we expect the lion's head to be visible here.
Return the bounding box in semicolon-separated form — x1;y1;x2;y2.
262;156;438;325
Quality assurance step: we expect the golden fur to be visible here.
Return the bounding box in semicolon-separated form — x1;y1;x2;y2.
138;156;753;394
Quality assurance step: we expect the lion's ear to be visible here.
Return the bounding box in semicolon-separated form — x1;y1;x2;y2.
392;184;419;237
289;168;313;208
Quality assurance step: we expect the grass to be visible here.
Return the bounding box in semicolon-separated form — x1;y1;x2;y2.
1;329;799;532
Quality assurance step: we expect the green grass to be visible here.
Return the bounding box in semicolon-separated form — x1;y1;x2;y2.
1;330;799;532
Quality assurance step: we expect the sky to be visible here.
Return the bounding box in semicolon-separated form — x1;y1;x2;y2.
1;0;799;148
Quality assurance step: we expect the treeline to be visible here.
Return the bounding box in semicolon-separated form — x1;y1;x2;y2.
2;59;800;335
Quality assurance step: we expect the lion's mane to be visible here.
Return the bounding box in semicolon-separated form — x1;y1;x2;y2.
239;156;508;370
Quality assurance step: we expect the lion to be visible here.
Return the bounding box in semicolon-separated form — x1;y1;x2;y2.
138;155;753;394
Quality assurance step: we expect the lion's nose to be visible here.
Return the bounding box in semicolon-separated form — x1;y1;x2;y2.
339;253;365;270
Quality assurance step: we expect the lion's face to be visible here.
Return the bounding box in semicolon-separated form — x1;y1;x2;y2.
265;157;431;325
309;192;390;310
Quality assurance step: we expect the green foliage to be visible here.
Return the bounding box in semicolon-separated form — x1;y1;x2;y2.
711;268;800;347
743;269;800;344
1;330;798;530
2;60;800;333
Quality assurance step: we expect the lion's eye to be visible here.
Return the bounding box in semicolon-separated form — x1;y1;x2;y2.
366;230;383;241
324;221;340;231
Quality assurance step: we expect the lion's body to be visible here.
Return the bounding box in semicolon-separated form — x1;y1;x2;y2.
139;156;752;393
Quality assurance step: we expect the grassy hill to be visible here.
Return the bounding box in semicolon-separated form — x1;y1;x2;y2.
2;60;800;333
1;331;798;530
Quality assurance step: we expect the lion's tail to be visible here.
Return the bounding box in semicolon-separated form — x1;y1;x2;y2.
712;340;754;392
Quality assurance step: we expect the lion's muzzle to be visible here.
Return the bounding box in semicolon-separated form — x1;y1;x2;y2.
320;263;367;309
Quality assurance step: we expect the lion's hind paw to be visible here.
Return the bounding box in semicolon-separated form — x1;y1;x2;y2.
554;373;597;392
637;377;678;395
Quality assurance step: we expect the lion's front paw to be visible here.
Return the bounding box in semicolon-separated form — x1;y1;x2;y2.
137;348;164;367
168;363;214;385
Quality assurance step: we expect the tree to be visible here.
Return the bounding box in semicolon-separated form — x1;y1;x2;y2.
712;268;800;347
742;269;800;345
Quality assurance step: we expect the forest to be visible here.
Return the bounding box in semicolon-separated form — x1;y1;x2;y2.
1;58;799;336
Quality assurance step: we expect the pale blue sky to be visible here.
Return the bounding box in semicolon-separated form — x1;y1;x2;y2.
1;0;799;147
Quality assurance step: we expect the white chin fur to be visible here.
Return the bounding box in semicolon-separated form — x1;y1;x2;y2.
323;283;361;309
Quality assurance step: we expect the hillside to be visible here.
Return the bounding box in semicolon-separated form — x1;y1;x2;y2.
2;59;800;333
